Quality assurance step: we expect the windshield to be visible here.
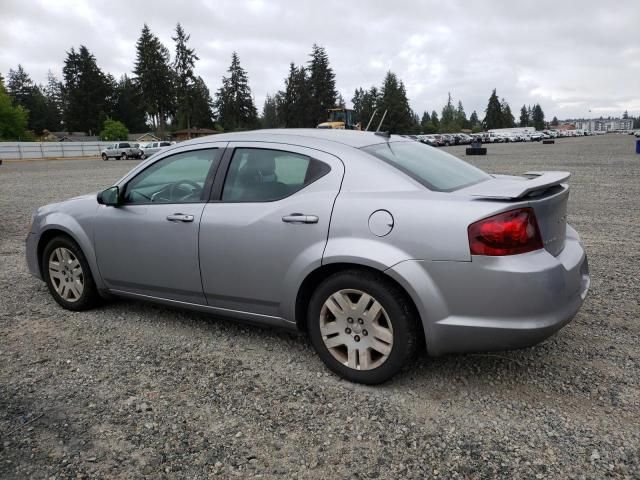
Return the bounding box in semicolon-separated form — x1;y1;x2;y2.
363;141;491;191
329;110;346;122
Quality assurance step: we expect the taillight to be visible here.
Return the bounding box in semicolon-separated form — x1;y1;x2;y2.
468;207;543;256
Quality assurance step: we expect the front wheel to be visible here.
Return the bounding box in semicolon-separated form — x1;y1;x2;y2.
42;236;101;311
101;153;108;161
307;270;420;384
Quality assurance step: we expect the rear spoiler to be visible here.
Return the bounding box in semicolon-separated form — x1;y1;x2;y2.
462;171;571;199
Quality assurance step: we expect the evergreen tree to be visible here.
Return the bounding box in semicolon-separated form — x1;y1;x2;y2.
430;110;440;132
27;87;49;135
519;105;530;127
261;93;280;128
0;80;29;139
377;71;415;133
532;104;545;130
6;65;33;107
622;110;628;119
307;44;337;126
351;87;365;125
483;88;502;129
214;52;258;131
43;71;63;131
112;75;148;132
189;76;215;129
360;87;380;130
500;98;515;128
279;63;312;128
172;23;199;132
551;116;559;127
6;65;51;134
61;46;113;134
420;111;431;132
440;93;457;132
469;110;480;128
456;100;469;130
134;24;175;136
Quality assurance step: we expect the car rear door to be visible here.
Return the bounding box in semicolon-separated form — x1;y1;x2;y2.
198;142;344;322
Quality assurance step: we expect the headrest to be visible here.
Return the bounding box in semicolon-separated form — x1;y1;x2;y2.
241;151;276;176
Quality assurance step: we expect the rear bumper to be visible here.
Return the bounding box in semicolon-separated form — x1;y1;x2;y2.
387;225;589;356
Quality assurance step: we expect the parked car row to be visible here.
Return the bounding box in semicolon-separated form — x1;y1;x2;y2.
101;141;175;161
403;129;595;147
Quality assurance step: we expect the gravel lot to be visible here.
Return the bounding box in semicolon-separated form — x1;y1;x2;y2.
1;134;639;479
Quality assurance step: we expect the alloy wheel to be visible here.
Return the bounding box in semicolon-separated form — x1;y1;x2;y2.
48;247;84;302
319;289;394;370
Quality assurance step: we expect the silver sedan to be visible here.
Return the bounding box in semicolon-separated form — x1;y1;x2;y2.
25;129;589;384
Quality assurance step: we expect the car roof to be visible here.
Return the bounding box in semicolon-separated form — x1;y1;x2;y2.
173;128;409;150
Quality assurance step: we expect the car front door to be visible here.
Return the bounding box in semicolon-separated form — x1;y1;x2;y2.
94;146;224;304
199;143;344;322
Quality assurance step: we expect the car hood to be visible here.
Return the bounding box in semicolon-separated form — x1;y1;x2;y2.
38;193;97;214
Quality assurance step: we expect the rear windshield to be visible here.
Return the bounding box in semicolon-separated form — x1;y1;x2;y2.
363;141;490;191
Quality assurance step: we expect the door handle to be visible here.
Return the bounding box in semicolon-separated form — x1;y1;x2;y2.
282;213;319;224
166;213;194;222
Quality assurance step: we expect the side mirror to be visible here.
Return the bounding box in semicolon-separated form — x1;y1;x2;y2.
97;186;121;206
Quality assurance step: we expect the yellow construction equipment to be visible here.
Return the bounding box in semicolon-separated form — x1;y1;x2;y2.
317;108;361;130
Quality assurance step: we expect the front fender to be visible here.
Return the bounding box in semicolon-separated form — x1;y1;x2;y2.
37;211;105;290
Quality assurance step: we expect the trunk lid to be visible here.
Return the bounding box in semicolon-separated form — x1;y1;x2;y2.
460;171;570;256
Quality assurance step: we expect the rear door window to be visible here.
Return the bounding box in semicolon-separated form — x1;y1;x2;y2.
221;148;330;202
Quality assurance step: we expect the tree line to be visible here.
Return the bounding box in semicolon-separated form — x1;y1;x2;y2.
2;24;636;141
0;23;252;140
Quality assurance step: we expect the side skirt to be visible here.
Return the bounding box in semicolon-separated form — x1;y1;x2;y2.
109;289;299;331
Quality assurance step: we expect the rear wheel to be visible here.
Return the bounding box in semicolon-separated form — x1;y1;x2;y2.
42;236;101;311
120;152;127;160
308;270;420;384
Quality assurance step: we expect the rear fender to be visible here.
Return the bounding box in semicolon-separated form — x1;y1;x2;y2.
323;239;449;352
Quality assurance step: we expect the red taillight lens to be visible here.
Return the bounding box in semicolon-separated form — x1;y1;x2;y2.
468;207;543;256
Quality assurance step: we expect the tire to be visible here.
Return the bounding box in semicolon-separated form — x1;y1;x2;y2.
120;152;127;160
307;270;421;384
102;153;108;161
140;153;146;160
42;236;101;311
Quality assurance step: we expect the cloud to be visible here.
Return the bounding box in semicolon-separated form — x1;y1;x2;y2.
1;0;638;119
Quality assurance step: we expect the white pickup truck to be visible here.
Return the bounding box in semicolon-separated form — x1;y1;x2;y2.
101;142;142;161
139;141;173;159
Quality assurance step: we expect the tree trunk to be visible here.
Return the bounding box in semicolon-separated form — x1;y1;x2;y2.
159;110;165;139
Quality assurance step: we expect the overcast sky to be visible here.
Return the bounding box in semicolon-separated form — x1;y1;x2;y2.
1;0;639;120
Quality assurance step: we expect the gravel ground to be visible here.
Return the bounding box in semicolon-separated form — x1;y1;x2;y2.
1;134;638;479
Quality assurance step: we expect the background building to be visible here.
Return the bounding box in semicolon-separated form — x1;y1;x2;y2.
574;118;633;131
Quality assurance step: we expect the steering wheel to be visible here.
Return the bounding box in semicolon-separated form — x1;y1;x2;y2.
169;179;203;201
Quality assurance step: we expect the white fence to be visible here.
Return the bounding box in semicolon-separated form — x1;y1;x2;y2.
0;142;114;160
